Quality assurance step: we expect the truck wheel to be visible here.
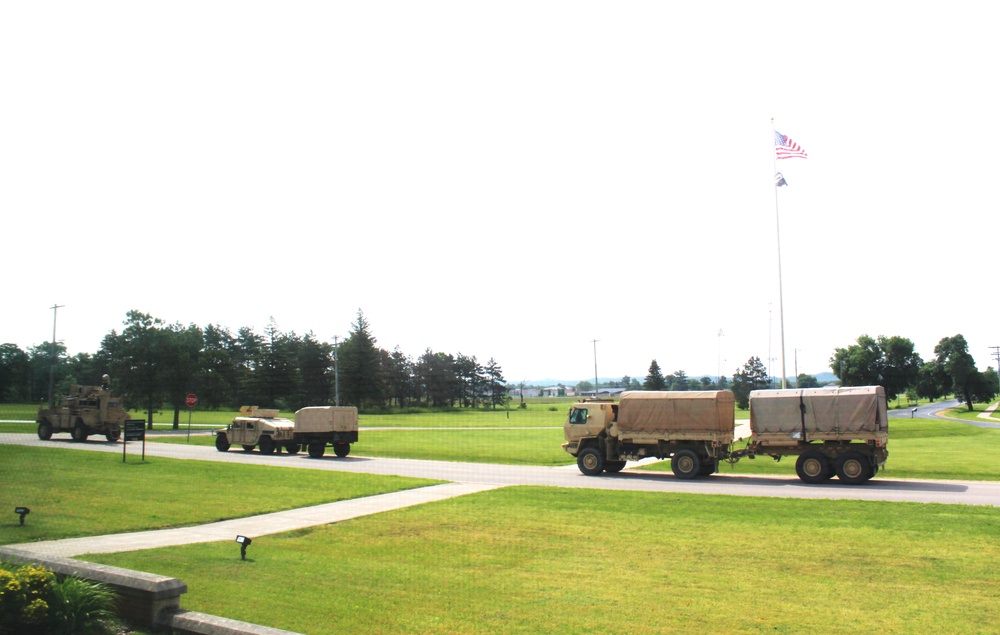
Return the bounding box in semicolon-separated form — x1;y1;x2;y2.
795;451;831;484
334;443;350;458
37;421;53;440
258;436;276;455
577;447;605;476
105;429;121;443
835;451;871;485
605;460;627;473
308;442;325;459
671;449;701;479
215;434;231;452
285;443;300;455
71;422;89;442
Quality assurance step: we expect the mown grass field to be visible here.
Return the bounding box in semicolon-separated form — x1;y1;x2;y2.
0;445;439;545
85;487;1000;635
3;419;999;635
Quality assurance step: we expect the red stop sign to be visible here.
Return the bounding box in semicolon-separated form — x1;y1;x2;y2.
185;394;198;408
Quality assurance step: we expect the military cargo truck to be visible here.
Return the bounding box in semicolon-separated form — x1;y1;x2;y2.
563;391;735;478
294;406;359;458
214;406;298;454
37;383;129;442
562;386;889;484
745;386;888;484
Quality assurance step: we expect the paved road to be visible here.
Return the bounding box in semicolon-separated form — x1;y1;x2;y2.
4;433;998;508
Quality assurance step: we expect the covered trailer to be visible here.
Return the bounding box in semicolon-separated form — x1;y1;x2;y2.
294;406;359;458
745;386;889;484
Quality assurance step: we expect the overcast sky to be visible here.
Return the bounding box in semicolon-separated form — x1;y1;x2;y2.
3;2;997;384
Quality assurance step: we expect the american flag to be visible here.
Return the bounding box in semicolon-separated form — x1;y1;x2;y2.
774;131;808;159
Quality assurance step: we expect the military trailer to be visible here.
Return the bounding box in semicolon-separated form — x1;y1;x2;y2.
294;406;359;458
214;406;298;454
563;390;735;478
37;383;129;442
562;386;889;485
745;385;889;484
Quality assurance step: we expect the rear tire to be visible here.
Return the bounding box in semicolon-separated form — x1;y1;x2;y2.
671;449;701;479
605;460;627;473
105;429;121;442
334;443;350;458
577;447;605;476
835;451;872;485
215;434;231;452
308;442;325;458
37;421;53;440
285;443;300;455
795;451;831;484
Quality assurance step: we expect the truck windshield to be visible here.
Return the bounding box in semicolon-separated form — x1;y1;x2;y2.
568;408;587;424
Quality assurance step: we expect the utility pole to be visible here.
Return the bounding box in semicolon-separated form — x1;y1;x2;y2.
592;339;600;397
991;346;1000;397
333;335;342;406
48;304;64;407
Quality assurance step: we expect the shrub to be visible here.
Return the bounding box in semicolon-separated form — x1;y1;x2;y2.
0;561;117;635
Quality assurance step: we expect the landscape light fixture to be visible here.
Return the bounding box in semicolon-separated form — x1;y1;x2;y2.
236;535;252;560
15;507;30;526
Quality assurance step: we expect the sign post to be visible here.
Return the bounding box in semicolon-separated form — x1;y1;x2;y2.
185;394;198;441
123;419;146;462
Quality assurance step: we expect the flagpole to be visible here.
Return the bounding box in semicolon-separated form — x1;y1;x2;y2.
771;118;788;389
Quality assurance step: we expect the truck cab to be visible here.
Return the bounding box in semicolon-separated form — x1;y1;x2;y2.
562;399;618;458
215;406;296;454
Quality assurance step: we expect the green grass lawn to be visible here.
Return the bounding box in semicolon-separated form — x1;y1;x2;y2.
84;486;1000;635
0;445;440;545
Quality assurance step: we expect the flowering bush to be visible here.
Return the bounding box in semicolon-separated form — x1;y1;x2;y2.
0;562;116;635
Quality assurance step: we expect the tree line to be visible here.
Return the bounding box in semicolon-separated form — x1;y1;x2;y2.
0;309;508;425
635;332;997;410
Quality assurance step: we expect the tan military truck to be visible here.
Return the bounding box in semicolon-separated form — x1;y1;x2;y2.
214;406;298;454
745;385;889;484
294;406;359;458
563;386;889;485
563;390;736;478
37;383;129;442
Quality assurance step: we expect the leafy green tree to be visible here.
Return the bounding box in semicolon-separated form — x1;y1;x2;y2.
383;347;414;408
916;359;947;402
575;380;594;394
669;370;689;391
339;310;385;410
416;349;457;407
830;335;882;387
483;357;506;409
162;323;204;429
643;359;666;390
298;331;334;408
732;356;770;409
198;324;238;409
934;334;979;411
102;311;169;427
796;373;819;388
878;335;922;401
0;343;30;402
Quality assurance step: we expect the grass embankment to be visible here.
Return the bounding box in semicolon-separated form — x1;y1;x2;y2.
0;445;440;545
85;487;1000;635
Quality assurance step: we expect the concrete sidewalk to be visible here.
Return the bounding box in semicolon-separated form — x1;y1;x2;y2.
12;482;502;558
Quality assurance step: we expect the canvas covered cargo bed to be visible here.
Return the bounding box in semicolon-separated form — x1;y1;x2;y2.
749;386;888;445
615;390;735;438
294;406;359;433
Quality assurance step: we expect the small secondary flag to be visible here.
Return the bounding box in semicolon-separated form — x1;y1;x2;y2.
774;131;807;159
775;172;788;187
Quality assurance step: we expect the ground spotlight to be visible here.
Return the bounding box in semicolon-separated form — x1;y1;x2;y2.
15;507;30;526
236;535;252;560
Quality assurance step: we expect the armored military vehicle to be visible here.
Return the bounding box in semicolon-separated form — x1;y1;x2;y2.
214;406;298;454
37;381;129;442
